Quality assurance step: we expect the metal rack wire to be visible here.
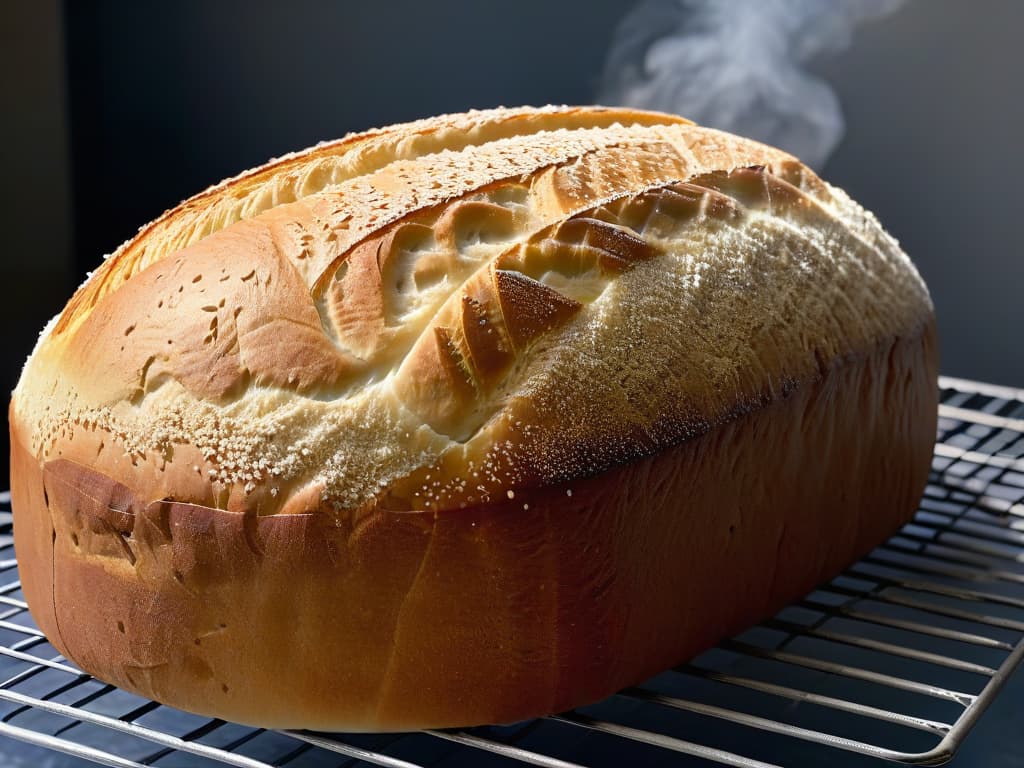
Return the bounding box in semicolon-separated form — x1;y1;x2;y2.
1;375;1023;767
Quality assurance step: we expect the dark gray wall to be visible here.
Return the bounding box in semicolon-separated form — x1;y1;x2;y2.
820;0;1024;386
1;1;74;476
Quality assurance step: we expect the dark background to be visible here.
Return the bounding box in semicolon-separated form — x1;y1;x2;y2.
1;2;1023;765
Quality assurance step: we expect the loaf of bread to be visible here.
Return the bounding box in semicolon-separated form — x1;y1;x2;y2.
9;106;937;731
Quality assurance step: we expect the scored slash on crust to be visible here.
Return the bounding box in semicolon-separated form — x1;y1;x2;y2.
367;169;804;444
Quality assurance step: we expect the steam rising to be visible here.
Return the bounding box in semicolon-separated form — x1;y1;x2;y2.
599;0;905;169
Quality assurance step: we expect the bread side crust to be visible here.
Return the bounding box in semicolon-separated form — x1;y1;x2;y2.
10;320;937;730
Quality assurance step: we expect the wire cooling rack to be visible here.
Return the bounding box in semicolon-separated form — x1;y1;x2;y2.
1;376;1023;767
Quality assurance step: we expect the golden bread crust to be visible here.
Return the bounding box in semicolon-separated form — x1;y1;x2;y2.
9;106;937;729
